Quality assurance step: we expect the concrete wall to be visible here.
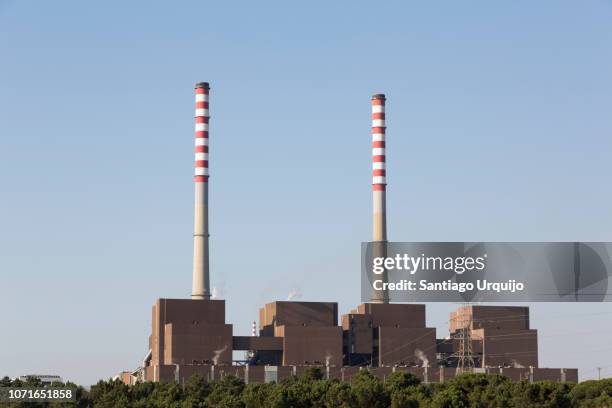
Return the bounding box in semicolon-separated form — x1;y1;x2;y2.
342;313;373;354
233;336;283;351
144;364;178;382
151;299;228;367
369;366;393;381
210;365;245;381
473;328;538;368
377;327;437;367
355;303;426;328
340;366;362;382
260;301;338;335
392;367;440;383
164;322;232;365
174;364;213;382
450;305;530;333
142;364;577;384
275;325;343;366
436;338;483;354
243;365;294;383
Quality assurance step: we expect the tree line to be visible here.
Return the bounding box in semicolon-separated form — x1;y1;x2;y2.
1;369;611;407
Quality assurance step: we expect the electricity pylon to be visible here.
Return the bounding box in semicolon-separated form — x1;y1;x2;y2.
454;304;476;373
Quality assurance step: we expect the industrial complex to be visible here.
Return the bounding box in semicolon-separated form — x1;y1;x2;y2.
118;83;577;385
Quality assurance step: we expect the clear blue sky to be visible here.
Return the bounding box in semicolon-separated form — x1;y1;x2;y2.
1;0;612;385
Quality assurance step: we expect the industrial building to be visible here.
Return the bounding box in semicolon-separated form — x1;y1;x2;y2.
121;83;577;385
17;374;63;385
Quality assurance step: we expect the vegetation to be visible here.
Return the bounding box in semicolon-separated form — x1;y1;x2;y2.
1;371;611;407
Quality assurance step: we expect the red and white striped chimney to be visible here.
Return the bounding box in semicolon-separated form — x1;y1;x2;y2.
371;93;389;303
371;94;387;242
192;82;211;300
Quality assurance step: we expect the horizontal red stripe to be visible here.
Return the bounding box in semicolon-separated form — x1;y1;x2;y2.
195;101;209;109
372;155;386;162
372;127;386;133
372;112;385;120
372;99;384;106
194;176;209;182
373;184;386;191
195;117;209;124
195;88;208;94
195;160;208;167
195;131;208;137
373;169;386;177
195;145;208;153
372;141;385;148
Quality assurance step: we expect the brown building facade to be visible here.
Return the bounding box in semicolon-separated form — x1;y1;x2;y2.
137;300;575;384
145;299;233;381
446;305;538;369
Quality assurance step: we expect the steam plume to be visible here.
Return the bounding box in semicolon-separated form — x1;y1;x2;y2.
415;349;429;368
511;360;524;368
286;289;302;301
212;345;228;365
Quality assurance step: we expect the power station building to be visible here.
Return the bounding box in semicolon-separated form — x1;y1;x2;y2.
122;83;578;385
135;300;576;384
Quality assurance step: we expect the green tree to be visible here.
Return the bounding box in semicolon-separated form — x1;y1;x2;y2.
389;388;421;408
385;371;421;395
448;373;487;404
266;377;313;408
308;379;333;408
206;375;245;408
242;382;274;408
350;370;390;408
383;371;423;408
323;380;355;408
571;378;612;407
10;378;23;387
266;382;294;408
183;374;211;407
509;379;572;408
89;378;131;408
130;380;156;404
299;367;324;381
583;393;612;408
9;370;611;407
430;386;469;408
152;381;185;408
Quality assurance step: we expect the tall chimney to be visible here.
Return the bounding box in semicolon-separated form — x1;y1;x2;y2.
371;94;387;242
192;82;211;300
371;93;389;303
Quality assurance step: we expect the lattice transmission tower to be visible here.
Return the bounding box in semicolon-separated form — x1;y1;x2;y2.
453;304;476;373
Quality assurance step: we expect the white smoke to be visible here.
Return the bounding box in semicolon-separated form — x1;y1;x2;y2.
211;287;220;299
286;289;302;301
211;282;226;299
212;345;228;365
511;360;524;368
414;349;429;368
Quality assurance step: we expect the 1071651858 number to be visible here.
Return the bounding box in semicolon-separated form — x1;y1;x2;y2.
0;387;75;402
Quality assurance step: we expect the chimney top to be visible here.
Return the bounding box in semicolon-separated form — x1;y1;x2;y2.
195;82;210;89
372;93;386;100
